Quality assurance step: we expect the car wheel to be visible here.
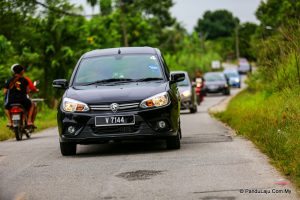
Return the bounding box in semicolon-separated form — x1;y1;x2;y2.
189;105;197;113
223;89;230;96
166;129;181;150
60;142;77;156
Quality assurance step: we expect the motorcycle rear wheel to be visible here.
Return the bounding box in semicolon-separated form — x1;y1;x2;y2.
14;126;23;141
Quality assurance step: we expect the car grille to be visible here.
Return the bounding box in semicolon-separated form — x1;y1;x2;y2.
90;102;140;111
92;123;141;134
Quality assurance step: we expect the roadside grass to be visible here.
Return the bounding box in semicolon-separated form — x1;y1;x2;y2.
0;108;57;141
215;88;300;189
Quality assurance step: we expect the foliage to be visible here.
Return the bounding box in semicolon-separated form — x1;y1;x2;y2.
100;0;112;15
256;0;300;29
254;23;300;91
238;23;258;61
194;10;239;40
193;10;257;61
163;33;221;76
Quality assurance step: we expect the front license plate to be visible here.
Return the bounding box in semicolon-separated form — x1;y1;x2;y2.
209;85;218;90
12;115;21;120
95;115;135;127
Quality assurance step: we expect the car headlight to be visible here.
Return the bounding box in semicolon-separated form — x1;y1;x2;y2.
62;98;89;112
181;90;191;97
140;92;170;108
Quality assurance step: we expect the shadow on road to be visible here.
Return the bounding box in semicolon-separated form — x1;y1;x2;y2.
76;140;170;157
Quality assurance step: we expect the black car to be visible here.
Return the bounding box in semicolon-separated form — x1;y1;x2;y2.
171;71;197;113
204;72;230;95
53;47;185;155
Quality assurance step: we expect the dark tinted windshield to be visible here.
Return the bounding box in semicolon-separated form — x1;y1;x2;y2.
204;73;226;82
74;54;163;85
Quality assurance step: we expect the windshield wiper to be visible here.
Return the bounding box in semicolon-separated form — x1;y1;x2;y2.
80;78;134;86
135;77;164;82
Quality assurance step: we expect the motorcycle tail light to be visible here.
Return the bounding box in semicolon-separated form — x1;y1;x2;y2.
10;106;23;113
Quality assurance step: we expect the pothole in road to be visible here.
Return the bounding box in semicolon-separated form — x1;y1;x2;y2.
182;134;232;144
116;170;164;181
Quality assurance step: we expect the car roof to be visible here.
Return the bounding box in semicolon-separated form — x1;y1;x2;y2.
82;47;159;58
224;69;238;73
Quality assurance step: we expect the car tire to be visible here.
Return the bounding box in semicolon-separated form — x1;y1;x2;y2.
166;129;181;150
60;142;77;156
223;89;230;96
189;105;197;113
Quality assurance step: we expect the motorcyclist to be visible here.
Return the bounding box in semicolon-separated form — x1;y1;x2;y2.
193;70;205;104
3;64;35;127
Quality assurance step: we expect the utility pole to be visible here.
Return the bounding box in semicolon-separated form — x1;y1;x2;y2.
235;24;240;60
120;0;129;47
199;32;206;53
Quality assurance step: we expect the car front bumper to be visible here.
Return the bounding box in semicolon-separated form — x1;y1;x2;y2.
229;81;241;87
205;86;227;93
180;95;192;110
57;105;179;144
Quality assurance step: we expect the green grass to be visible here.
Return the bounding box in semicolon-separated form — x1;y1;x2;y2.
215;88;300;189
0;108;57;141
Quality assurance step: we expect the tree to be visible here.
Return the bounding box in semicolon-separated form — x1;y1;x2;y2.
256;0;300;29
239;22;258;60
100;0;112;15
194;10;239;40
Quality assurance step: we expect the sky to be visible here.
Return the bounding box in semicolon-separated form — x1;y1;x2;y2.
70;0;262;32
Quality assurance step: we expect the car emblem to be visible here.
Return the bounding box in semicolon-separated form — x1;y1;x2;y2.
110;103;119;113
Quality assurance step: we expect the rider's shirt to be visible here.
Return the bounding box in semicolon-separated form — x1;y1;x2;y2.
4;76;29;102
24;77;38;92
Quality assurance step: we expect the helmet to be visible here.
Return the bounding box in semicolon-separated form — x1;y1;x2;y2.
11;64;24;74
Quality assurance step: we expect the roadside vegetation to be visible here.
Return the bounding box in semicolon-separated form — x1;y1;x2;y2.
0;0;257;140
216;0;300;188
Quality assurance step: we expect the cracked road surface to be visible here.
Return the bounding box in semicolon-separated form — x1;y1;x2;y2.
0;88;299;200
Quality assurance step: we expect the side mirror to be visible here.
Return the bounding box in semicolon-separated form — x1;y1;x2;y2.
53;79;68;89
170;73;185;83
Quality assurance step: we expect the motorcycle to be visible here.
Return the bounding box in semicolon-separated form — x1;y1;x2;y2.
194;77;205;105
9;103;33;140
8;81;43;141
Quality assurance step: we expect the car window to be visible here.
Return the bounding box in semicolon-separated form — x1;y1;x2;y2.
74;54;163;85
224;72;239;78
177;76;190;86
204;74;225;82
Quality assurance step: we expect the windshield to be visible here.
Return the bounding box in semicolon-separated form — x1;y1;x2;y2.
204;73;225;82
224;72;239;78
74;54;164;85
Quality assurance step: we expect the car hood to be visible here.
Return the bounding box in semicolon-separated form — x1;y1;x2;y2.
229;77;239;81
65;82;169;104
178;86;190;93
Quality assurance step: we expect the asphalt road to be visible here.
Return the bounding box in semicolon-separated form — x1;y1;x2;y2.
0;87;299;200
